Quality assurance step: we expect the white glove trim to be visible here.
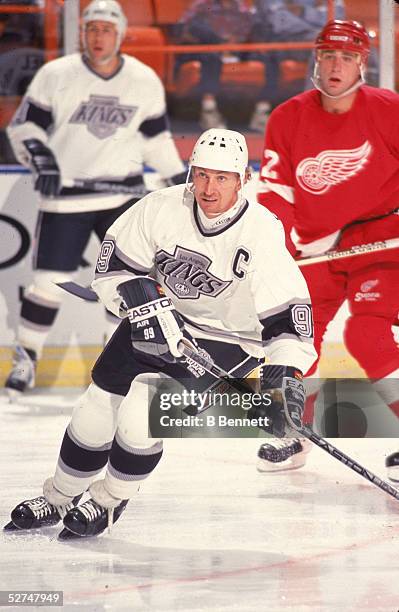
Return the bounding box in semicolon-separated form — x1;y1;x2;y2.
281;377;305;432
158;311;183;358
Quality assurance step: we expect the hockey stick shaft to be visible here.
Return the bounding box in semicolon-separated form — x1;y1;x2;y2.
297;237;399;267
178;339;253;396
63;178;147;197
300;425;399;500
179;342;399;502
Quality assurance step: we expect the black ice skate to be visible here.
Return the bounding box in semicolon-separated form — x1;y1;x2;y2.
385;451;399;483
5;345;37;398
257;438;312;472
59;498;128;539
4;493;82;532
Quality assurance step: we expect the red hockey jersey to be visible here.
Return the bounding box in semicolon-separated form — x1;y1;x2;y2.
257;86;399;247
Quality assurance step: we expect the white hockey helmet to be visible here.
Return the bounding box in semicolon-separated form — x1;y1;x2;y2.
82;0;127;51
189;128;249;186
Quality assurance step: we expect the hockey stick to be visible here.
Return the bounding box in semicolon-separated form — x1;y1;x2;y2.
178;341;399;502
297;237;399;267
178;339;253;401
63;178;148;198
48;289;399;500
56;281;98;301
300;425;399;500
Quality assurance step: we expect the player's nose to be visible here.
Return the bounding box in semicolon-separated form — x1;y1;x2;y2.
204;177;217;194
331;55;343;71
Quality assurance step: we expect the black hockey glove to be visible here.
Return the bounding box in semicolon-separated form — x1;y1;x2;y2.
164;171;187;186
117;277;185;362
23;138;61;197
247;365;305;437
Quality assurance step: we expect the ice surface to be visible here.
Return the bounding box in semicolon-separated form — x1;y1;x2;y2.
1;390;398;611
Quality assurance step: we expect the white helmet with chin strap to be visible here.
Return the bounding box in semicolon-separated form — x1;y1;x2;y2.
82;0;127;54
189;128;249;188
312;19;371;100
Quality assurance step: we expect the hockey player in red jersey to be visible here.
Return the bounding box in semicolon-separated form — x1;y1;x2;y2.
256;19;399;474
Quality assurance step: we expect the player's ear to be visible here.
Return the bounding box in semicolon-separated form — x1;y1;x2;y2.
243;167;252;185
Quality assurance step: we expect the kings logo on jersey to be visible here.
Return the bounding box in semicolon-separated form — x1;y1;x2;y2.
70;95;137;139
155;246;231;299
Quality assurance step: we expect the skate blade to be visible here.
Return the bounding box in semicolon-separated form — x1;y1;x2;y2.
256;458;308;473
4;520;20;531
58;527;82;540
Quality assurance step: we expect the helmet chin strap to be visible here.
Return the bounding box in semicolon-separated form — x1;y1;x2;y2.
312;61;366;100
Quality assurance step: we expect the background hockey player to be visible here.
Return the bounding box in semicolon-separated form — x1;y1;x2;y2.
257;20;399;474
5;128;316;539
4;0;186;397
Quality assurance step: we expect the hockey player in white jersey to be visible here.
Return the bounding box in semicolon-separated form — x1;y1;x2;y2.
4;0;186;397
4;129;317;539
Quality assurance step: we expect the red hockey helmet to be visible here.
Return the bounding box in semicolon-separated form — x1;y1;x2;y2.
315;20;370;61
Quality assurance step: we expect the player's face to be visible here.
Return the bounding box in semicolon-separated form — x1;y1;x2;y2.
85;20;118;65
192;167;242;217
317;49;362;96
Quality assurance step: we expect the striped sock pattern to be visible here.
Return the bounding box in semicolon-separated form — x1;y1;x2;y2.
53;425;112;497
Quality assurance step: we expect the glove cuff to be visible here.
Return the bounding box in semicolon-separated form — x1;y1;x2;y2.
261;365;303;389
23;138;49;156
117;277;162;311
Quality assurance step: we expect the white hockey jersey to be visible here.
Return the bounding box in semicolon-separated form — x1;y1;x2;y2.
7;53;184;213
92;185;317;374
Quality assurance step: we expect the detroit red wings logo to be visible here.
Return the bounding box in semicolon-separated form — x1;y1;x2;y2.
296;141;371;194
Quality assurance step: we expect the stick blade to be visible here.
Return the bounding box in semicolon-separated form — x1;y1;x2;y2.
57;282;98;302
